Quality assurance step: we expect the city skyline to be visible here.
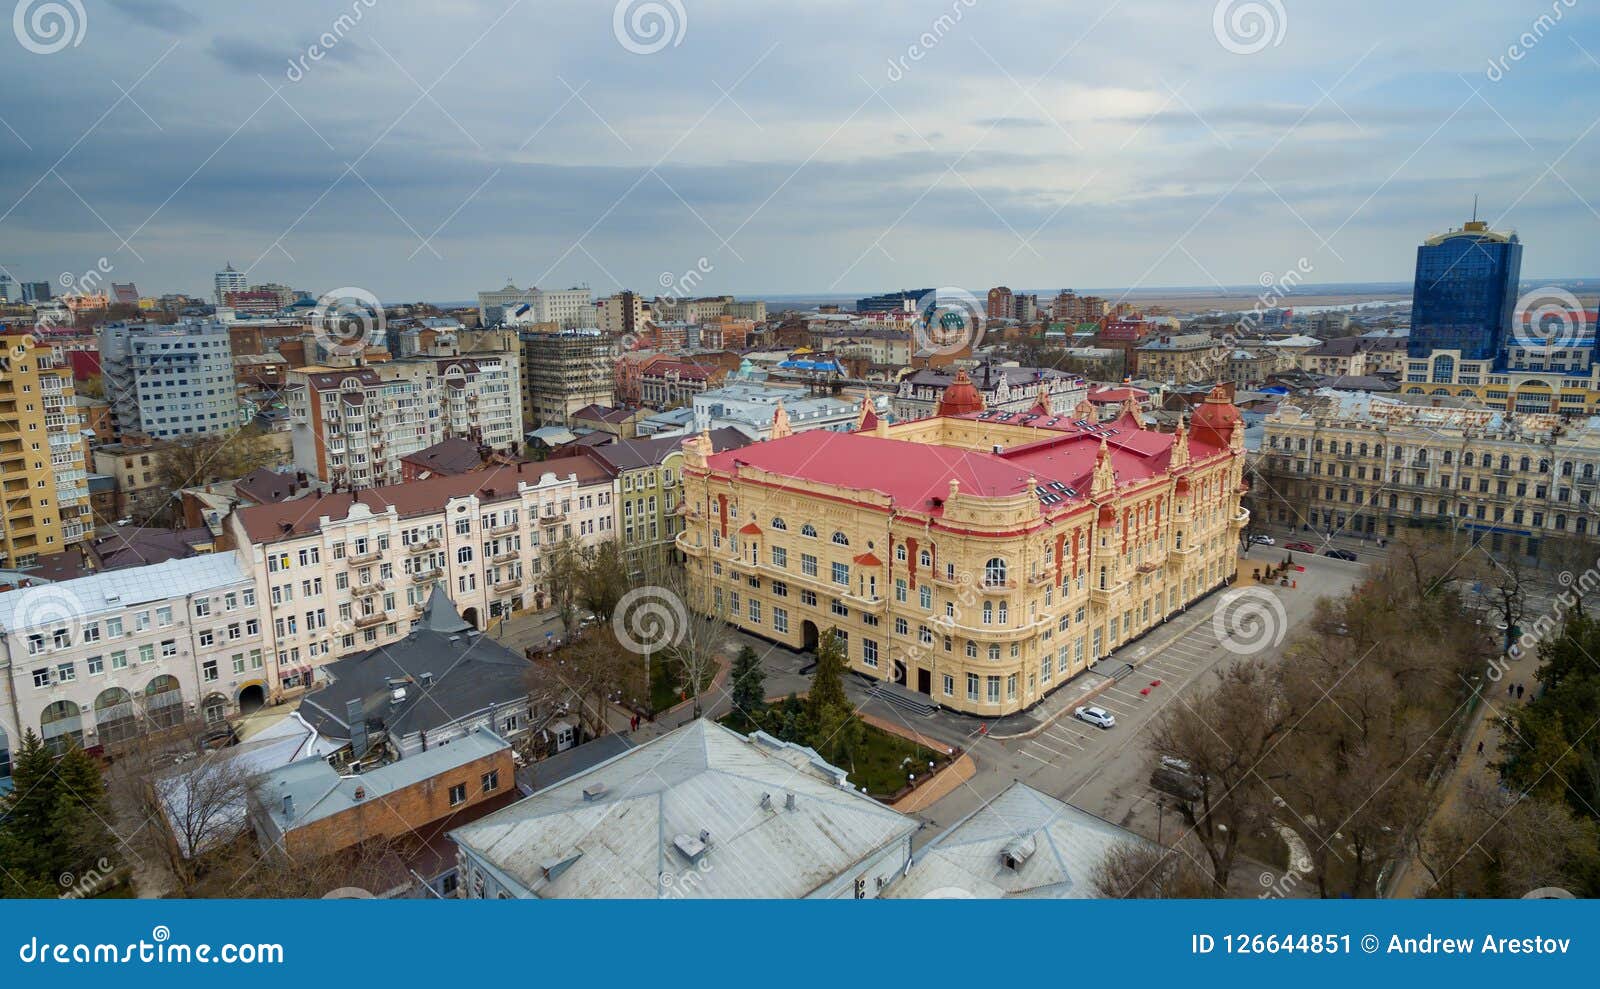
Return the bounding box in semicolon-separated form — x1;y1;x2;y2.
0;1;1596;301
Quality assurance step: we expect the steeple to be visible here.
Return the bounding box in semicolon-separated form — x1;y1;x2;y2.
1171;418;1191;469
769;399;793;440
420;586;472;634
1091;437;1116;498
856;393;879;431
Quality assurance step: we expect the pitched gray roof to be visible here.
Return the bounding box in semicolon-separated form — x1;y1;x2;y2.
297;590;529;742
888;781;1152;899
451;719;916;898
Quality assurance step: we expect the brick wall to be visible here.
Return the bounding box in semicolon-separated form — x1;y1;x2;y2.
282;747;515;859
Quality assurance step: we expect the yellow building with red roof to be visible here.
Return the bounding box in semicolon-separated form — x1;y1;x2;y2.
678;383;1248;716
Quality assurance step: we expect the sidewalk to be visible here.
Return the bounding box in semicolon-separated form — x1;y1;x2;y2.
1388;669;1537;897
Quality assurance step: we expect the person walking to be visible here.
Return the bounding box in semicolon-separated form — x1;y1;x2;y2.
1477;739;1485;756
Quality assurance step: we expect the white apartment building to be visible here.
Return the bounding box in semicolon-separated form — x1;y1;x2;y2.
99;321;240;439
227;459;617;698
0;553;268;770
285;350;520;488
477;283;592;329
691;383;858;441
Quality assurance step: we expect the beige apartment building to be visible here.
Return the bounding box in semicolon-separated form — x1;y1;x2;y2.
1134;333;1229;384
1257;391;1600;559
225;459;615;699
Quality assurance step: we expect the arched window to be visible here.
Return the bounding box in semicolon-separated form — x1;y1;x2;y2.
770;517;787;530
983;558;1008;587
918;549;931;568
918;625;933;644
831;531;849;546
895;544;907;562
982;602;993;624
988;644;1001;661
998;601;1009;623
800;523;817;538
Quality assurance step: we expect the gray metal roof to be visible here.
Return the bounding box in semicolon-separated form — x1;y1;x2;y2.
0;551;251;634
297;590;528;742
259;727;509;833
888;781;1151;899
451;719;917;898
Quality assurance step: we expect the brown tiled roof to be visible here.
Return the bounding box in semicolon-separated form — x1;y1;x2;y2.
400;436;487;476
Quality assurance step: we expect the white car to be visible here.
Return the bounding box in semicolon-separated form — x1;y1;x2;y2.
1248;534;1275;546
1075;705;1116;729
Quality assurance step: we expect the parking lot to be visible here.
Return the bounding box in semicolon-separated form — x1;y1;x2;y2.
900;552;1365;874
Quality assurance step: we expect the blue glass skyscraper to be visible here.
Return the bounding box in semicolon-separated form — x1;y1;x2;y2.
1405;218;1522;362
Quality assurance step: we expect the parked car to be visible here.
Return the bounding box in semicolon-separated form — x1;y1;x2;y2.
1324;549;1358;561
1284;541;1317;553
1248;534;1275;546
1150;756;1202;800
1075;705;1116;729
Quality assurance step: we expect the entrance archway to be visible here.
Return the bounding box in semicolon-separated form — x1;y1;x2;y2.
800;620;819;652
238;683;266;714
462;606;480;630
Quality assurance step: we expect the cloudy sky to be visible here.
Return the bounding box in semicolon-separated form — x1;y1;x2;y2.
1;0;1597;302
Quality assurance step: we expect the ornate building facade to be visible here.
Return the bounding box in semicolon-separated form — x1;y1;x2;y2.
679;381;1248;717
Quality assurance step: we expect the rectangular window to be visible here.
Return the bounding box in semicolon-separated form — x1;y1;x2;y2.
943;673;954;696
801;554;818;577
966;672;979;701
773;607;789;634
831;562;848;586
987;675;1001;703
481;770;500;793
449;783;467;806
862;638;878;667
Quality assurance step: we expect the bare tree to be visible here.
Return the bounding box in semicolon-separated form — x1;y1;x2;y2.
1148;662;1296;889
106;721;260;895
1417;780;1600;898
629;545;730;719
1091;839;1219;898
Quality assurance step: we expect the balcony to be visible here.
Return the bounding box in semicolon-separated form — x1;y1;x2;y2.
406;538;441;553
410;567;444;583
492;550;520;565
352;582;385;597
537;510;567;526
840;590;886;613
353;612;389;630
348;549;384;565
486;521;518;536
493;577;521;594
676;532;706;556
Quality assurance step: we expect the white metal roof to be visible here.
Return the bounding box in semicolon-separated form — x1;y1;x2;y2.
451;719;916;898
888;781;1150;899
0;551;252;634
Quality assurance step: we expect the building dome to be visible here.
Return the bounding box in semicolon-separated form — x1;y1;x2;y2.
1190;383;1241;448
936;370;985;417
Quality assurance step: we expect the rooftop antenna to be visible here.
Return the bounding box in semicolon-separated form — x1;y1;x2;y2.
1471;194;1478;223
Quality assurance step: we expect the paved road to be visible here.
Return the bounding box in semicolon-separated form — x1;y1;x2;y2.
863;550;1366;892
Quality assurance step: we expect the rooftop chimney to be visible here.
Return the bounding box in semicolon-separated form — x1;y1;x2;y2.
282;794;295;819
